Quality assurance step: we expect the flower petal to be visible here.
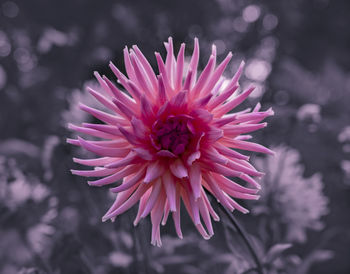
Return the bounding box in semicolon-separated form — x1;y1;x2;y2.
170;159;188;178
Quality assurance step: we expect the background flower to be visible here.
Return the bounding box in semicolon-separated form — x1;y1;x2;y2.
253;145;329;243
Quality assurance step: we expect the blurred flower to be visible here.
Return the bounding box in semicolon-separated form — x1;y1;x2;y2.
0;157;50;211
62;80;107;127
338;126;350;143
296;104;321;124
68;38;273;246
338;126;350;153
253;146;329;243
108;251;133;268
340;160;350;186
37;27;77;54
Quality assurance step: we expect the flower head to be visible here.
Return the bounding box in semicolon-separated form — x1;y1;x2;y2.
68;38;273;246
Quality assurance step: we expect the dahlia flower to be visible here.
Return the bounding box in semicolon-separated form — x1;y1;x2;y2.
68;38;274;246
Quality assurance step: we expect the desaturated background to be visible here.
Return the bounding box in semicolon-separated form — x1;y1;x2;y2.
0;0;349;273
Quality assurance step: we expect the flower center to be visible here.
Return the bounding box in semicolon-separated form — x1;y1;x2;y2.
151;115;193;155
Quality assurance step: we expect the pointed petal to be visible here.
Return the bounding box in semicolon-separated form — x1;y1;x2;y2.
78;137;130;157
141;178;162;218
110;167;146;193
214;86;255;117
88;164;141;186
189;162;202;200
163;171;176;211
175;43;185;91
144;160;165;183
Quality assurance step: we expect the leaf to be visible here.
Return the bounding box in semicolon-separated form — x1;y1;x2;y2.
264;243;292;263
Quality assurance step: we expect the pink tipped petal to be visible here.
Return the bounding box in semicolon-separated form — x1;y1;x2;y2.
226;159;264;177
175;43;185;91
198;197;214;236
189;162;202;200
161;201;170;225
212;173;258;194
118;126;140;145
105;183;139;218
87;87;120;113
189;37;200;88
193;93;213;108
232;60;245;85
187;151;201;166
123;46;137;82
130;52;154;99
239;173;261;189
191;55;216;98
71;167;119;177
214;86;255;117
68;123;115;139
73;157;114;167
125;80;142;101
140;95;154;121
165;37;175;87
88;165;140;187
203;173;234;211
202;147;228;165
150;193;166;247
141;178;162;218
170;159;188;178
223;123;267;136
157;75;168;104
183;69;193;91
78;137;130;157
170;90;187;109
155;52;173;97
202;52;232;96
82;123;123;137
94;71;114;97
133;148;155;161
105;152;140;169
205;127;224;142
163;171;177;211
133;190;151;226
223;139;275;155
201;189;220;221
132;45;158;91
156;150;176;158
113;99;134;120
144;160;165;183
207;85;239;111
110;167;146;193
79;103;127;125
201;161;242;178
103;76;138;109
172;189;183;238
103;182;150;220
214;143;249;160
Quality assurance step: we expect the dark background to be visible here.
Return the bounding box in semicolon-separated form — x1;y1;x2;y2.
0;0;349;273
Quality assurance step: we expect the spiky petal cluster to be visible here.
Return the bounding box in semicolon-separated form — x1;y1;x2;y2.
68;38;274;246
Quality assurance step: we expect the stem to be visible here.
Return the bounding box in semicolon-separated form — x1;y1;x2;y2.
207;191;264;274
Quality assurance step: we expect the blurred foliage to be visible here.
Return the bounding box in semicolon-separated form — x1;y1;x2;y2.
0;0;350;273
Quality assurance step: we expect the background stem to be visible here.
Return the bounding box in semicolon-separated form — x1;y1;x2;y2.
207;191;264;274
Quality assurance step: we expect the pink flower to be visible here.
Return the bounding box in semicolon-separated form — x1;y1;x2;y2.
68;38;274;246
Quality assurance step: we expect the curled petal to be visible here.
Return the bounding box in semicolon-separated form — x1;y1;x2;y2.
170;159;188;178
